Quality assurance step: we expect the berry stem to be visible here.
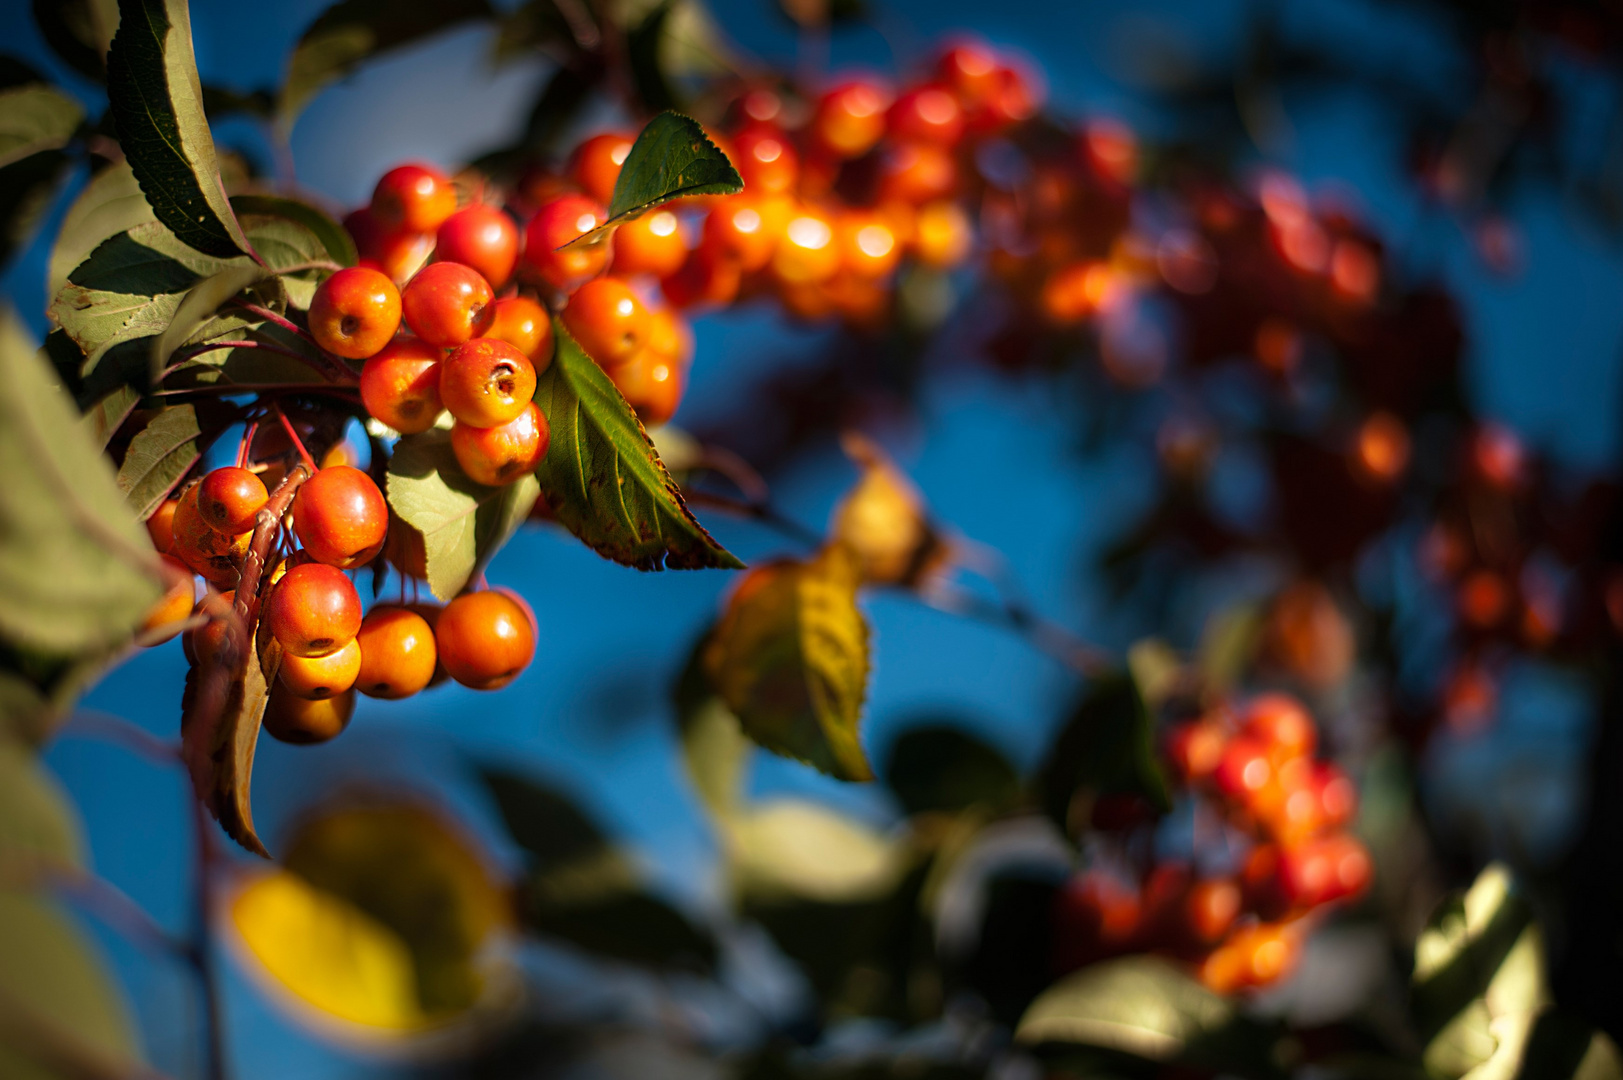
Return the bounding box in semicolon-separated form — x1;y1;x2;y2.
152;382;362;399
273;406;319;475
229;301;357;384
237;418;259;470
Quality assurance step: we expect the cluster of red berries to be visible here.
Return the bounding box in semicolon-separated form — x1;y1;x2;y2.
141;459;537;745
1054;694;1370;994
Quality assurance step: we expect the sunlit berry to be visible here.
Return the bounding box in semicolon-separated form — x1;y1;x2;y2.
264;563;362;659
146;498;179;554
811;81;889;159
140;555;197;645
522;194;610;292
611;209;687;278
486;296;554;366
439;337;537;428
451;403;549;487
359;338;443;435
731;127;799;195
401;261;496;348
372;163;457;233
662;246;742;309
836;210;901;279
278;638;361;700
354;605;438;700
772;208;840;284
435;590;536;690
291;466;389;570
196;467;267;535
888;84;964;145
569;132;635;207
702;194;782;272
913;200;972;268
263;686;355;745
435;204;519;290
561;277;650;368
308;267;402;360
170;485;250;589
878;142;957;204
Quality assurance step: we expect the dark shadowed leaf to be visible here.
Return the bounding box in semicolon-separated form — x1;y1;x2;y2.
106;0;253;259
48;162;154;297
32;0;119;83
533;321;741;571
0;85;83;170
702;544;871;781
1035;672;1170;839
387;432;540;602
564;111;742;248
0;149;71;266
0;309;162;657
279;0;494;130
522;887;716;973
150;263;272;381
232;193;357;268
884;723;1020;816
478;768;610;871
115;402;208;518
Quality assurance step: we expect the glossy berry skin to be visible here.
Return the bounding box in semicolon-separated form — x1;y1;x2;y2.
888;84;965;145
197;467;268;535
611;210;687;278
146;498;178;553
486;297;554;366
612;345;685;428
359;338;443;435
435;590;535;690
346;207;433;284
309;267;402;360
522;195;609;292
1241;693;1317;760
561;277;649;368
264;563;362;658
170;485;249;588
731;128;799;196
1214;736;1275;804
371;163;457;233
811;81;889;159
401;261;496;348
773;209;840;284
836;210;901;279
569;132;635;207
263;686;355;745
1200;923;1299;994
291;466;389;570
278;638;361;699
451;403;549;486
354;606;438;699
140;555;197;645
435;204;519;290
702;195;781;272
439;338;537;428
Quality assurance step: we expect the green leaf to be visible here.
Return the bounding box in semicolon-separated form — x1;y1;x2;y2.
0;739;86;876
1034;672;1171;839
279;0;494;130
386;431;539;602
884;723;1020;816
703;544;872;781
673;633;750;818
0;308;162;657
564;111;742;247
0;893;143;1080
725;798;897;902
48;162;155;298
0;85;83;171
115;403;201;518
477;768;611;872
81;384;141;449
32;0;119;83
533;320;741;571
106;0;254;259
0;149;72;266
1015;956;1272;1068
150;263;272;381
232;194;357;268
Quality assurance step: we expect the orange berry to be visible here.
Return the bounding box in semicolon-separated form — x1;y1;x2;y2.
140;555;197;645
1165;718;1227;782
146;498;178;553
435;204;520;290
170;485;249;589
308;267;402;360
836;210;901;279
196;467;268;535
263;686;355;745
913;200;973;268
263;563;362;659
569;132;635;207
450;403;549;486
1240;694;1317;760
401;261;496;348
435;590;535;690
811;81;889;159
611;345;686;428
439;338;537;428
661;246;741;310
561;277;650;368
888;84;964;145
611;209;687;278
291;466;389;570
371;163;457;233
878;141;957;204
359;337;443;435
773;207;840;284
1184;878;1242;947
354;606;438;700
523;194;610;292
278;639;361;699
731;127;799;196
701;194;782;272
486;296;555;366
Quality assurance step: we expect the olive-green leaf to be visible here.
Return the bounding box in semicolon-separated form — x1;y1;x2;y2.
150;263;271;381
232;194;357;268
48;163;155;298
0;149;72;266
0;739;86;877
106;0;254;259
533;321;741;571
115;403;201;518
387;431;540;602
278;0;494;131
0;307;162;656
0;85;84;171
564;110;742;248
702;543;872;781
0;893;144;1080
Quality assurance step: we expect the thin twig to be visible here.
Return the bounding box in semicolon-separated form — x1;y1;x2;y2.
63;711;183;764
152;382;361;399
917;583;1116;677
269;259;343;275
50;868;192;957
190;796;229;1080
228;301;354;383
272;407;318;476
684;488;825;547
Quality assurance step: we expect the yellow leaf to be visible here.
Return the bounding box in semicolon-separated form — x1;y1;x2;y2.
830;433;947;588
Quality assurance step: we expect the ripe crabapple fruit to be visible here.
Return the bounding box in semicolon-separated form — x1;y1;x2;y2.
435;590;536;690
278;638;361;699
140;555;197;645
196;467;268;535
263;686;355;745
435;204;520;290
309;267;402;360
811;81;889;159
486;296;554;366
170;485;250;588
569;132;635;207
451;403;549;486
371;163;457;234
936;39;1000;105
401;261;496;348
913;200;973;268
731;127;799;196
773;208;840;284
439;338;537;428
611;209;687;278
561;277;649;368
836;210;901;279
1183;878;1242;946
146;498;178;553
359;338;443;435
291;466;389;570
354;606;438;699
522;194;609;293
878;142;957;204
702;194;781;272
1241;693;1317;760
661;246;742;310
263;563;362;658
888;84;965;145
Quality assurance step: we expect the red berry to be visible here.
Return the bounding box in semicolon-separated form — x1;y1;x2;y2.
1165;718;1227;782
522;194;609;293
611;209;687;278
401;261;496;348
308;267;402;360
264;563;362;659
291;466;388;570
439;338;537;428
435;204;519;290
451;402;549;487
810;81;889;159
486;296;554;365
561;277;650;368
1240;693;1317;760
372;163;457;233
1214;736;1274;802
569;132;635;207
278;639;361;699
731;127;799;196
196;467;268;535
435;590;536;690
888;84;965;145
359;337;443;435
354;606;438;700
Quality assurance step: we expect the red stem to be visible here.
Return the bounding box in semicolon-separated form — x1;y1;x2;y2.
273;406;318;475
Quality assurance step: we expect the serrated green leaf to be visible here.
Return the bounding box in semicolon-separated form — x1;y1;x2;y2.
0;739;86;877
565;111;742;248
81;384;141;449
533;321;741;571
232;193;357;268
1034;671;1171;838
48;162;155;298
279;0;494;130
0;307;162;656
0;85;84;171
702;544;872;781
115;403;201;518
0;892;143;1080
387;431;539;602
106;0;253;259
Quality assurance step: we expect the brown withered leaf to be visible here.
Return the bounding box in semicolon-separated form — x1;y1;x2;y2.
181;611;277;857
